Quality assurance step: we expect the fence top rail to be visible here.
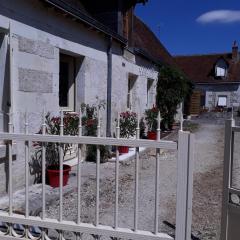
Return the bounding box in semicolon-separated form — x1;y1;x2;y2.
229;187;240;195
232;126;240;132
0;132;178;150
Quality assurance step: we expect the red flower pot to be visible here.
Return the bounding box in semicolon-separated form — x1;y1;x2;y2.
118;146;129;154
47;164;71;188
148;131;157;140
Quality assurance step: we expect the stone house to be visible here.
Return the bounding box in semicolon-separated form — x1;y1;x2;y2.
0;0;176;194
175;42;240;115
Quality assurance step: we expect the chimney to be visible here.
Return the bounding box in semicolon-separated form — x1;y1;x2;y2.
232;40;239;62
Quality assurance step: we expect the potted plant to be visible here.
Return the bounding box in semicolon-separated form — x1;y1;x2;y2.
31;112;80;188
45;113;81;187
81;102;110;163
145;106;158;140
117;111;137;154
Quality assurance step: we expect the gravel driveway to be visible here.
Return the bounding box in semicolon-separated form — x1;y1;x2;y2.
46;117;238;240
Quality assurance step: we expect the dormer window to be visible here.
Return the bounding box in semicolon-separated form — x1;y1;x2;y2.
215;58;228;78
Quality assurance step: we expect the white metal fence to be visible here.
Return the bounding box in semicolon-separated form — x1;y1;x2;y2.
0;110;194;240
221;118;240;240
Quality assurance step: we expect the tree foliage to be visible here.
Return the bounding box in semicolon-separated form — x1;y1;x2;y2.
156;65;193;129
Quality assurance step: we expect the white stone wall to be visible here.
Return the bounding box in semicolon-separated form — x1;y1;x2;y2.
0;0;159;194
205;86;240;109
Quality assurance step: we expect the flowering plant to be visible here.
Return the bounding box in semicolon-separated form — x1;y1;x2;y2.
118;111;137;138
145;106;159;132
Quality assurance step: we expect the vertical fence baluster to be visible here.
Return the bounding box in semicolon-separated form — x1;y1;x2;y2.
154;111;161;234
8;111;13;236
24;112;29;238
25;112;29;218
60;110;64;221
115;112;120;229
42;109;46;239
96;107;100;226
134;113;140;231
180;102;183;131
77;109;82;225
59;111;64;240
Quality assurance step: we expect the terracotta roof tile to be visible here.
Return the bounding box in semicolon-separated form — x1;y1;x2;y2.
175;53;240;84
133;16;176;67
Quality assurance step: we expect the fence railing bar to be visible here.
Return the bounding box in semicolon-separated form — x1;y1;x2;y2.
0;212;173;240
8;112;13;217
134;113;140;231
95;108;101;227
229;187;240;195
59;111;64;223
77;109;82;225
154;148;160;234
42;109;46;221
180;103;184;131
232;126;240;132
25;112;29;220
0;133;177;150
154;111;161;234
114;112;120;229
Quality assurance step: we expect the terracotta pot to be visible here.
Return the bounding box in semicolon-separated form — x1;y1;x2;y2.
47;164;71;188
148;131;157;140
118;146;129;154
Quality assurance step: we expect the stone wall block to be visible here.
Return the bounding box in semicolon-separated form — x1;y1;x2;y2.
18;68;53;93
18;36;54;59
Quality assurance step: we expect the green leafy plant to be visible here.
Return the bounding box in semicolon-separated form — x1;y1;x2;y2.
81;101;105;136
117;111;137;138
80;101;110;162
156;65;193;130
33;113;79;165
145;106;159;132
85;145;110;163
139;117;147;139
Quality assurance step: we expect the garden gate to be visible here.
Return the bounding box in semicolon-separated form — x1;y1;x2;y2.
0;110;194;240
221;118;240;240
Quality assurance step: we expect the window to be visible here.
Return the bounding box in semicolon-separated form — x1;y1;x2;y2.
216;66;226;77
127;74;137;110
215;59;228;77
59;54;75;111
147;79;154;108
200;93;206;107
218;96;227;107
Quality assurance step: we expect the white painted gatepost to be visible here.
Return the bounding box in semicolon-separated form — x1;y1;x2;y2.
0;110;194;240
221;117;240;240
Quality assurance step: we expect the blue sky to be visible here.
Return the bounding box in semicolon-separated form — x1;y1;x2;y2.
135;0;240;56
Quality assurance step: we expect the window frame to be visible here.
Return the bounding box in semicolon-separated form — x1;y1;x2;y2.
59;54;76;112
127;74;137;110
147;78;154;108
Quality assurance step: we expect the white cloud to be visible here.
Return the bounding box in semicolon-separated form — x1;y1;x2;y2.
196;10;240;24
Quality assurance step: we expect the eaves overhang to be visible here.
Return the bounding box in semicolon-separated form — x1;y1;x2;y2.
41;0;128;45
133;47;162;66
196;81;240;85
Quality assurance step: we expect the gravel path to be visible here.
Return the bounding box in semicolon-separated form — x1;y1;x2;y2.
45;119;238;240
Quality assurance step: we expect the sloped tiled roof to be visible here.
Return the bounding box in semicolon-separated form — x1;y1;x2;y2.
133;16;177;67
175;53;240;84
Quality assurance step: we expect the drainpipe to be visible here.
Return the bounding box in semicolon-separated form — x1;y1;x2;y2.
106;36;113;137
